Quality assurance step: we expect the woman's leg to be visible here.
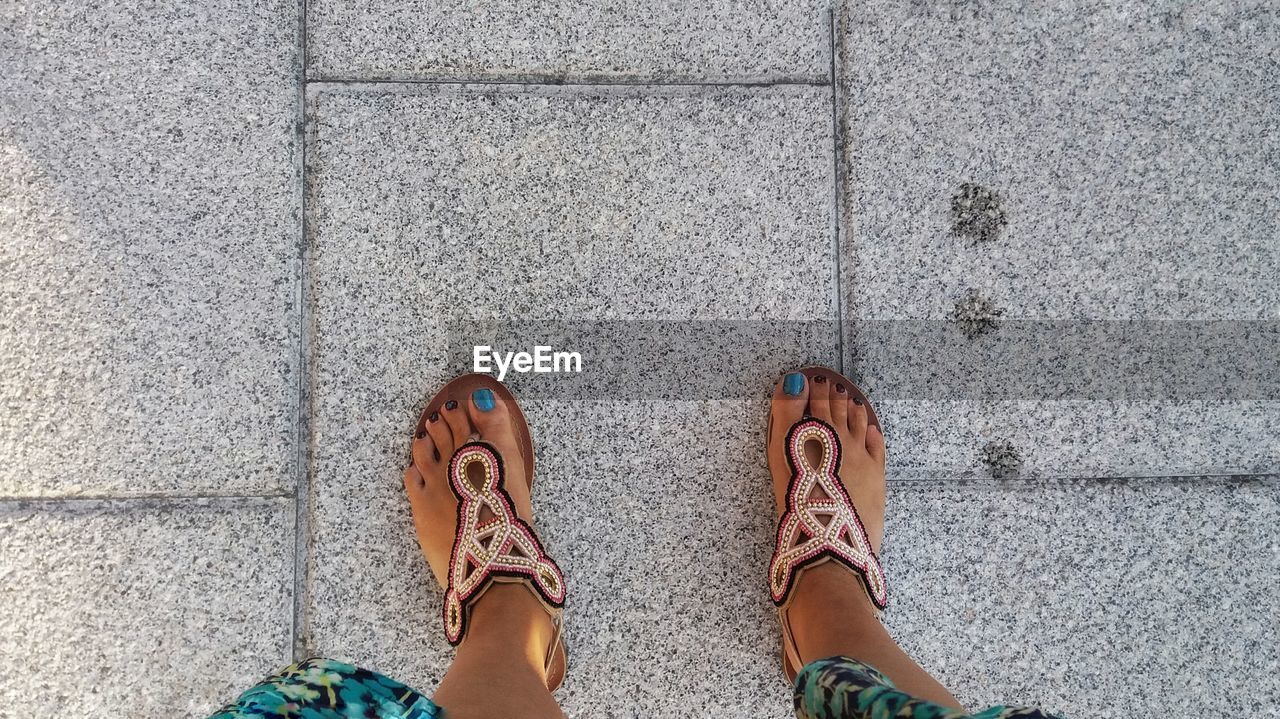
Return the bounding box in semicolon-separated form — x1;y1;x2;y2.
768;372;963;708
786;563;961;706
432;585;566;719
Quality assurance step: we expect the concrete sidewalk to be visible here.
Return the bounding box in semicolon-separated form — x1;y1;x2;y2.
2;1;1276;717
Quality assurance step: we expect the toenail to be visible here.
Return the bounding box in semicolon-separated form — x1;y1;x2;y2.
414;427;426;438
853;397;863;405
813;375;826;384
444;400;458;410
783;373;805;396
429;411;440;422
473;388;495;412
835;383;846;394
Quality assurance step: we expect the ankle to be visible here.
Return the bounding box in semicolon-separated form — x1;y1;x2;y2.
456;583;556;677
786;563;887;665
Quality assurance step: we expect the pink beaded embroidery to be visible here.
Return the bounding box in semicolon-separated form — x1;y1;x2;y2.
443;442;566;645
768;417;888;610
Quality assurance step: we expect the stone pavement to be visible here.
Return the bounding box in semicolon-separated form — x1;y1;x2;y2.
1;1;1276;717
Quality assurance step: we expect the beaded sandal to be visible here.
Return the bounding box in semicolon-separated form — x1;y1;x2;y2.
767;367;888;682
414;374;568;691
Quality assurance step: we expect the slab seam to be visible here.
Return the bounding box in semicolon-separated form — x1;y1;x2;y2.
827;8;846;374
306;76;829;88
0;492;293;504
886;472;1280;487
290;0;313;664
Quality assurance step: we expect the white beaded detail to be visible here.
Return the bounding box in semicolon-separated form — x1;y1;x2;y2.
768;417;887;610
443;442;565;645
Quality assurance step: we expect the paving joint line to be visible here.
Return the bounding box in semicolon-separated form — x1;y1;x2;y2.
888;472;1280;487
827;8;846;375
290;0;313;664
0;492;293;504
306;77;829;88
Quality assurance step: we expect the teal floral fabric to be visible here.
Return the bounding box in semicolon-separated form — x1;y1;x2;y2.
213;654;1062;719
208;658;438;719
794;656;1063;719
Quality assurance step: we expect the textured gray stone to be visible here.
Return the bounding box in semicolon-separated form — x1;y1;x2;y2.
872;400;1280;480
303;84;834;716
306;1;827;83
837;1;1280;478
0;0;299;496
883;478;1280;719
0;499;294;716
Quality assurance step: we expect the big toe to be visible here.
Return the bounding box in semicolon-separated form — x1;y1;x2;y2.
467;388;514;441
768;372;809;499
772;372;809;430
465;386;526;477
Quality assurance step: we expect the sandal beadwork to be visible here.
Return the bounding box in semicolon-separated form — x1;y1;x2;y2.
768;417;888;610
443;441;566;645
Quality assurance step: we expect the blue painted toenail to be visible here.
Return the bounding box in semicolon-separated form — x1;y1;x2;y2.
783;373;805;396
473;388;496;412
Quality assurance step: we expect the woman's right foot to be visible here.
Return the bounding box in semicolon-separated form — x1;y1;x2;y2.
766;371;966;708
767;369;889;667
403;381;562;685
768;370;887;563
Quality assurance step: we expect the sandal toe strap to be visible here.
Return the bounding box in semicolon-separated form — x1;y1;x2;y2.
443;442;566;646
768;417;888;610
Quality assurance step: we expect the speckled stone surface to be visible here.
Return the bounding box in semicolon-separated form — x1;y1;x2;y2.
837;1;1280;478
883;478;1280;719
302;85;834;716
0;499;294;716
306;1;827;83
872;400;1280;480
0;0;299;496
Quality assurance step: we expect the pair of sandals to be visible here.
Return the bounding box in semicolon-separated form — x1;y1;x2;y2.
410;367;888;691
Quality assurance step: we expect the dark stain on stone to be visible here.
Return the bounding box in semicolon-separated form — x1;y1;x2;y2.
980;440;1023;479
951;182;1007;244
950;288;1005;338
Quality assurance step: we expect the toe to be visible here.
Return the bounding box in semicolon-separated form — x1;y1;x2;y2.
403;463;427;495
411;428;442;472
441;398;473;447
425;409;454;460
466;387;510;438
831;382;849;429
771;371;809;432
466;386;524;458
866;423;886;465
808;373;833;423
848;395;868;445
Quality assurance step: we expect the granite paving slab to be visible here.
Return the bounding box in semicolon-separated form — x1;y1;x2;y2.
0;498;294;716
836;0;1280;479
302;84;834;717
883;478;1280;719
0;0;300;496
306;0;828;83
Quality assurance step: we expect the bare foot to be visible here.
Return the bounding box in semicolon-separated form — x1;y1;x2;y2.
767;370;888;661
768;371;886;559
402;387;554;676
765;371;964;708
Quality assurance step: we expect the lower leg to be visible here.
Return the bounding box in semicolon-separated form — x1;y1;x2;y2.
432;585;566;719
787;563;964;709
